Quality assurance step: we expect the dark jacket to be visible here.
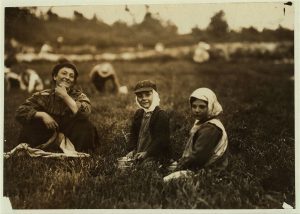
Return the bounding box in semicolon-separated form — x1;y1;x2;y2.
129;106;171;161
177;122;227;170
15;88;91;125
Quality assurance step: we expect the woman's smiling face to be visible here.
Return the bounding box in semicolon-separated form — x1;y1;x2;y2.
53;67;75;88
136;90;153;109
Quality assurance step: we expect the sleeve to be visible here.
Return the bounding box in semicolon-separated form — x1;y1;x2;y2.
147;110;170;157
74;92;92;117
15;92;46;124
177;123;222;170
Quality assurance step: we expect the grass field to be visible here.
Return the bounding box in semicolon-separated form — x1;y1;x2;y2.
3;59;295;209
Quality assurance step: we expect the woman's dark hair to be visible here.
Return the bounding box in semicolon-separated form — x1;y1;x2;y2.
52;62;78;81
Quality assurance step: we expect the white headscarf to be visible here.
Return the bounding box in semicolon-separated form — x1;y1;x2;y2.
190;88;223;119
135;89;160;113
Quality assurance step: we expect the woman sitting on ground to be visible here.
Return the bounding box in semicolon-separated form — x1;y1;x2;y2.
15;62;99;152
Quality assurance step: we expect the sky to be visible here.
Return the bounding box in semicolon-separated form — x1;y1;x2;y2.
30;2;294;34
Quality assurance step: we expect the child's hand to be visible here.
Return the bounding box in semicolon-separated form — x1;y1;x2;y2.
167;161;178;171
126;151;135;159
134;152;147;160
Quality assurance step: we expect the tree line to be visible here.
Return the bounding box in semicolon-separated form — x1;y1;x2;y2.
5;7;294;50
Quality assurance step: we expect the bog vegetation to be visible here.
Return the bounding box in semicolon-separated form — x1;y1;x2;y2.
4;59;294;209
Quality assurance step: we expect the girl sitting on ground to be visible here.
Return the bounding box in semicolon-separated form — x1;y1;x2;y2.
170;87;228;171
125;80;171;164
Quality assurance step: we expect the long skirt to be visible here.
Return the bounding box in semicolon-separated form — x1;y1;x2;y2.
18;114;99;152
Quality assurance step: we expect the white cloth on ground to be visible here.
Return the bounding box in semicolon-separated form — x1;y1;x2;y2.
4;133;90;159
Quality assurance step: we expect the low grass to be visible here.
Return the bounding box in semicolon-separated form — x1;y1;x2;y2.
3;59;294;209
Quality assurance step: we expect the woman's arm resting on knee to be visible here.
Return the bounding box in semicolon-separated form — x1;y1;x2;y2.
34;112;58;130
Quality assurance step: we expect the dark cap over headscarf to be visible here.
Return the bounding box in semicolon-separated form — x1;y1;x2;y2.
52;62;79;80
134;80;157;93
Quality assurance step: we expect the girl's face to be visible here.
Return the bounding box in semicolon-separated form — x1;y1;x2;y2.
191;99;208;122
136;90;153;109
53;67;75;88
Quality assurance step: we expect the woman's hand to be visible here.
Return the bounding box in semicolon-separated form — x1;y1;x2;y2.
55;84;79;114
35;112;58;130
55;85;69;99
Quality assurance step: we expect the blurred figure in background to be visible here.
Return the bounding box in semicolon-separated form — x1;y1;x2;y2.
193;41;210;63
19;67;44;93
4;66;20;92
39;41;53;54
15;62;99;153
4;60;44;93
4;53;20;92
56;36;64;50
89;62;122;94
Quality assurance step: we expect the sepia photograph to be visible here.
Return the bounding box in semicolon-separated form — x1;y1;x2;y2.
1;0;297;211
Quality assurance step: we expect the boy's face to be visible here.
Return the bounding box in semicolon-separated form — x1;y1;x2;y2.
136;90;153;109
53;67;75;88
191;99;208;122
